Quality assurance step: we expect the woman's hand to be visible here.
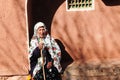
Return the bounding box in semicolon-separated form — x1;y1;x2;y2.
38;42;44;49
47;62;52;69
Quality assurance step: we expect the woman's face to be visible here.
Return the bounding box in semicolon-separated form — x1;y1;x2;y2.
37;26;46;38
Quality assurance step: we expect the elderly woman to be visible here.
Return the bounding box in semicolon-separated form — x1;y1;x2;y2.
29;22;62;80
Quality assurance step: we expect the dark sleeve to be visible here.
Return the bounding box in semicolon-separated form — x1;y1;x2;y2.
30;47;40;62
29;47;40;75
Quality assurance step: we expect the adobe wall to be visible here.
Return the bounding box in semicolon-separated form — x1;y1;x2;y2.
51;1;120;79
51;0;120;64
0;0;28;77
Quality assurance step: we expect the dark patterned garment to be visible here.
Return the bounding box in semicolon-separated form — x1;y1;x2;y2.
30;48;61;80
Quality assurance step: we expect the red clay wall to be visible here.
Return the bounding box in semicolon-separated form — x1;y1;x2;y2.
51;0;120;64
0;0;28;76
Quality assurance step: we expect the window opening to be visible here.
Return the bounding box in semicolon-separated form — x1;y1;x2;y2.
66;0;94;11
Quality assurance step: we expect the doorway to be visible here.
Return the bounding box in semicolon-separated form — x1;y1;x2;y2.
26;0;65;40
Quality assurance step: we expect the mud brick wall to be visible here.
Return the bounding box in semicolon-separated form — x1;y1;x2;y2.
0;0;28;76
51;0;120;66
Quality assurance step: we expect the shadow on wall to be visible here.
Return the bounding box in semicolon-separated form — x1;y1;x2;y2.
102;0;120;6
55;39;73;72
27;0;65;40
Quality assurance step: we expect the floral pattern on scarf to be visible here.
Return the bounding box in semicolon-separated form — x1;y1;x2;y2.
29;34;62;77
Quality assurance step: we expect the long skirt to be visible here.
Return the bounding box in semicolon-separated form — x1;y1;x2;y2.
33;66;62;80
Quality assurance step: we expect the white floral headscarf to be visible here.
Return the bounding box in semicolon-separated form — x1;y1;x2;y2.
33;22;47;37
29;22;62;77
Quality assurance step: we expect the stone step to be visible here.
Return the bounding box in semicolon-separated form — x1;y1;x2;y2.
62;61;120;80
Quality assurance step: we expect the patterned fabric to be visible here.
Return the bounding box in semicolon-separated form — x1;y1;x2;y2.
29;22;62;77
34;66;61;80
